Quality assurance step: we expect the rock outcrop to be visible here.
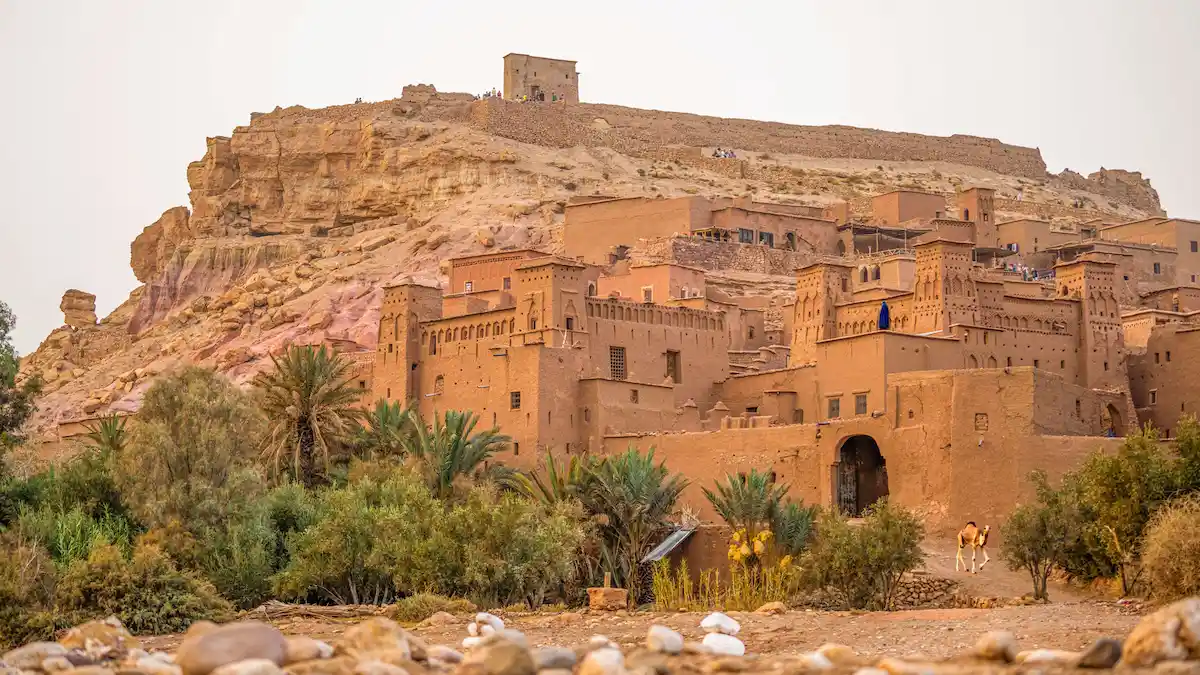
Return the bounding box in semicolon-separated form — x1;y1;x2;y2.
1054;168;1165;217
60;289;97;329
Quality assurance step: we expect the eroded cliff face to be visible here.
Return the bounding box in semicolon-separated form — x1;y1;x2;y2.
1054;168;1164;217
17;87;1165;441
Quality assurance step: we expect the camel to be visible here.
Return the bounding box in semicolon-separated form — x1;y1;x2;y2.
956;521;990;573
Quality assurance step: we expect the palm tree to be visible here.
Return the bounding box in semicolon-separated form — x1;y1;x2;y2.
515;450;602;505
254;345;364;487
581;446;688;604
83;413;128;455
703;469;789;541
401;409;511;498
354;399;415;460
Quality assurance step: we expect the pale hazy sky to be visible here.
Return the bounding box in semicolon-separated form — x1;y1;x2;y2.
1;1;1197;354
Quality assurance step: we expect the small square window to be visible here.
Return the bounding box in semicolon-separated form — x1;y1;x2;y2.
503;277;511;290
1150;389;1158;405
1155;352;1161;364
1191;240;1197;253
855;394;868;415
1033;359;1040;369
1154;262;1162;275
1104;361;1109;371
464;281;473;292
1060;360;1065;369
359;380;367;389
566;317;575;330
629;389;639;404
1006;357;1012;367
1167;351;1172;362
642;287;653;303
510;391;522;409
1075;399;1082;416
513;442;519;456
828;397;841;418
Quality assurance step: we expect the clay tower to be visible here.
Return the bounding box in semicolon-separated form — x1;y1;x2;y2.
790;262;852;365
912;238;979;335
372;282;442;404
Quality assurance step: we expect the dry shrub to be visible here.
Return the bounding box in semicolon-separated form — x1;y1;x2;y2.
1142;494;1200;601
55;543;233;634
391;592;476;621
0;534;59;647
650;559;798;612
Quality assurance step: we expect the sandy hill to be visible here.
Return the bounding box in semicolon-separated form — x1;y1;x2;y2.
15;85;1163;454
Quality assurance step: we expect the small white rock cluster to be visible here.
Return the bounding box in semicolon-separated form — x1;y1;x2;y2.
700;612;745;656
462;612;506;650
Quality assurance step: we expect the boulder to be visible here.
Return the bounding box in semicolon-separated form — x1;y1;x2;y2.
337;618;411;659
1122;598;1200;667
209;660;283;675
174;622;287;675
61;290;98;329
3;642;67;670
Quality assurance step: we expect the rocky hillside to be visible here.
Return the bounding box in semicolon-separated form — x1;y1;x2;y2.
16;85;1162;445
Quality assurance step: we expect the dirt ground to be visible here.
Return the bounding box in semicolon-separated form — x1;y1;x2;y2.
141;602;1140;660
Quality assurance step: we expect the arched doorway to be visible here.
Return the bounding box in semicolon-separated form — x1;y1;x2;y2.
1104;403;1126;437
834;435;889;517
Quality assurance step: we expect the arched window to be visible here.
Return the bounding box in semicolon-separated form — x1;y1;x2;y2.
587;282;597;297
529;315;538;330
434;375;444;394
871;266;881;281
987;356;997;368
860;267;869;283
968;354;979;368
509;318;515;333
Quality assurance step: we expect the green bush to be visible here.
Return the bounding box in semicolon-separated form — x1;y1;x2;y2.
48;445;129;519
1058;426;1177;594
391;592;476;621
1141;494;1200;601
801;501;924;610
1000;470;1079;600
55;543;233;634
275;470;438;605
275;467;585;608
117;367;266;530
195;507;277;610
430;484;585;607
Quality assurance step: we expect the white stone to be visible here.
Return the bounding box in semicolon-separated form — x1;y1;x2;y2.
700;612;741;636
474;612;505;632
646;625;684;655
578;648;625;675
467;622;480;637
797;652;833;670
702;633;746;656
589;635;618;650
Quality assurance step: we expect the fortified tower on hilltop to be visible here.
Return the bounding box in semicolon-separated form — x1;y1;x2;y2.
503;53;579;103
